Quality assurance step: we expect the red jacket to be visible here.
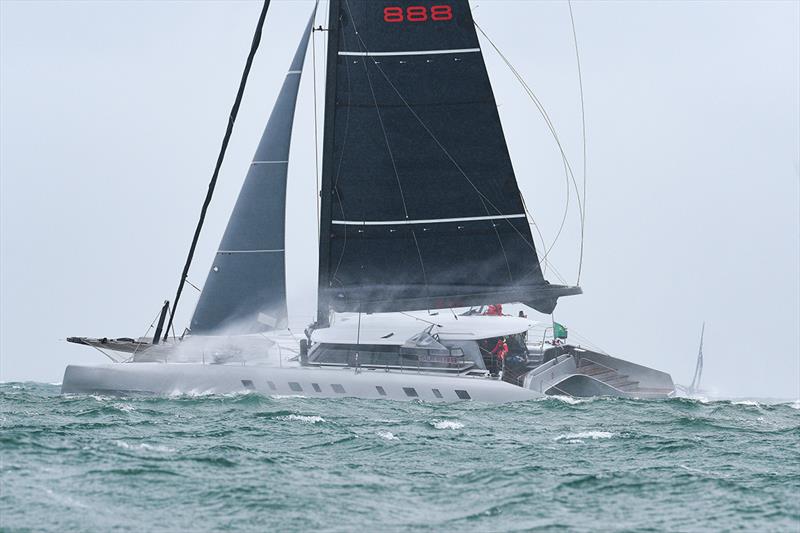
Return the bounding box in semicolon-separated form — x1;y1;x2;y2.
491;339;508;360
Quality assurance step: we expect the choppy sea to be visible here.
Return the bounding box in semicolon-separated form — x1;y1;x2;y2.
1;383;798;532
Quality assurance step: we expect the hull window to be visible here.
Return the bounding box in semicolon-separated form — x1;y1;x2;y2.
312;383;322;392
455;389;471;400
241;380;255;390
289;382;303;392
403;387;419;398
331;384;346;394
432;388;443;398
267;381;277;391
376;386;387;396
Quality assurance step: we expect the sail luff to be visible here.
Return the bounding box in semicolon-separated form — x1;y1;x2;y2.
190;9;316;335
316;0;342;326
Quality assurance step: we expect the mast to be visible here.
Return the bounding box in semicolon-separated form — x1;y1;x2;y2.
316;0;341;326
164;0;271;341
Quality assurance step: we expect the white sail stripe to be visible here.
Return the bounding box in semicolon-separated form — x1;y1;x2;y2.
286;70;302;75
338;48;481;57
331;214;527;226
217;249;285;254
251;160;289;164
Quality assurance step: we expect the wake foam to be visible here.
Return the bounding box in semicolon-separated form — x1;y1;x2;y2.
432;420;464;430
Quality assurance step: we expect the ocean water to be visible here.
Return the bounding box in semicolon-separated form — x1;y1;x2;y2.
1;383;798;532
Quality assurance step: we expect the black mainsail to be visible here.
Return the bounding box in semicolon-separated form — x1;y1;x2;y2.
317;0;580;320
191;11;315;335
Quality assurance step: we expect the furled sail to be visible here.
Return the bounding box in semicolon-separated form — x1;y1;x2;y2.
191;11;315;335
317;0;580;318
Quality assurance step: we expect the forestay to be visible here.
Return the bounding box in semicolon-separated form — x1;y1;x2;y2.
317;0;580;317
191;11;316;335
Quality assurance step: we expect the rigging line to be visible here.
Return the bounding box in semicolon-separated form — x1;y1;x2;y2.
358;47;409;219
568;0;587;285
475;24;578;265
164;0;271;341
359;50;552;274
330;15;353;284
131;306;166;361
474;20;584;272
185;279;201;292
344;0;433;292
312;21;320;238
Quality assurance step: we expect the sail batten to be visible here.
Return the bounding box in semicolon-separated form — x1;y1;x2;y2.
190;10;316;335
317;0;579;316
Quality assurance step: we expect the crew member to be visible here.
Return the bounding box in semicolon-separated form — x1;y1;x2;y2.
491;336;509;361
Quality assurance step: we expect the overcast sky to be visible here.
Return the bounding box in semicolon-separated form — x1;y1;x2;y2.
1;0;798;398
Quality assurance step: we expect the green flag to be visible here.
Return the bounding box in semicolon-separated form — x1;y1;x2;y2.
553;322;568;340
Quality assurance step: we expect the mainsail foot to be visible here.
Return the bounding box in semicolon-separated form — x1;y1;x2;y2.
325;284;582;315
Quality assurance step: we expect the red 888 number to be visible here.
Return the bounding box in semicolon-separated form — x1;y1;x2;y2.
383;5;453;23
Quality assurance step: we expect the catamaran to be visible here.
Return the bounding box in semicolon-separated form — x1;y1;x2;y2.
63;0;675;401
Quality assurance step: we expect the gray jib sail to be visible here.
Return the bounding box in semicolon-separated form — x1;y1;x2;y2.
191;10;315;335
316;0;580;317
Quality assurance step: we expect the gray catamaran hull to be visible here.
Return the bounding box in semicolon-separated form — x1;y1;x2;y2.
61;363;542;402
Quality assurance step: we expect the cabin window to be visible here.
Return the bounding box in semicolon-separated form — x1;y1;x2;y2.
309;341;484;370
288;382;303;392
331;384;346;394
267;381;277;391
376;386;387;396
241;379;254;390
312;383;322;392
455;389;471;400
432;388;443;398
403;387;418;398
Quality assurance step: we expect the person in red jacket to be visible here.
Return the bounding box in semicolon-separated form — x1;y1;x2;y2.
485;304;504;316
491;337;509;361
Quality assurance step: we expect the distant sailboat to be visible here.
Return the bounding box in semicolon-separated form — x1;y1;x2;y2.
676;323;706;397
64;0;674;401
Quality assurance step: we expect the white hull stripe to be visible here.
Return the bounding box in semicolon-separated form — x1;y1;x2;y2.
251;160;288;164
217;249;284;254
332;214;527;226
339;48;481;57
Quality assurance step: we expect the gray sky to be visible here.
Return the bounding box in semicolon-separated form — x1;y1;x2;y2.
1;0;798;398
